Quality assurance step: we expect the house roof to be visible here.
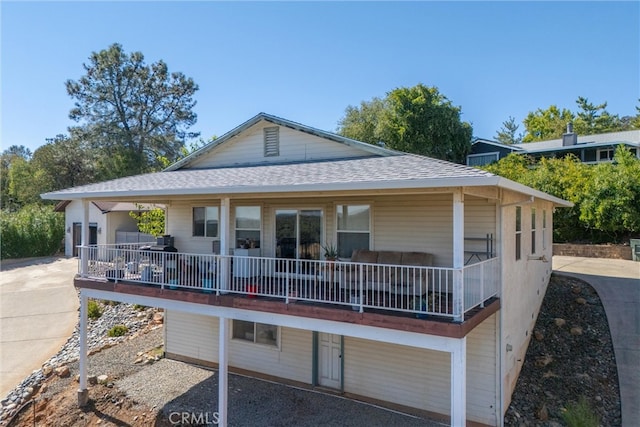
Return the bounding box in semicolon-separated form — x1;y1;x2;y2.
472;130;640;155
41;153;571;207
53;200;160;213
166;112;400;171
471;139;524;152
518;130;639;154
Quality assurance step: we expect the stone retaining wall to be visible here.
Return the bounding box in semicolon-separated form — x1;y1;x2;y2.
553;243;632;260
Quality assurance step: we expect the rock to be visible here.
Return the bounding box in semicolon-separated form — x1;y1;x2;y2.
536;404;549;421
97;374;109;385
534;330;544;341
572;286;581;294
535;354;553;367
554;318;566;327
570;326;583;335
55;366;70;378
152;312;164;324
4;403;16;411
42;366;53;377
88;375;98;385
134;357;143;364
576;297;587;305
40;383;48;393
595;395;602;402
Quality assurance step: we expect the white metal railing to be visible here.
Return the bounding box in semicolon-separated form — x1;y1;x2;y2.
78;246;499;319
463;257;500;312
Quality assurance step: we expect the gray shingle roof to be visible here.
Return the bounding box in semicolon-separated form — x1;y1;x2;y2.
43;154;495;199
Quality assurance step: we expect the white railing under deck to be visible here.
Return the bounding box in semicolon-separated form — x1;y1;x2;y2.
78;246;500;321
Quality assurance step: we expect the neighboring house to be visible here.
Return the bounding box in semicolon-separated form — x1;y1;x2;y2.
42;113;571;426
467;126;640;166
55;200;156;257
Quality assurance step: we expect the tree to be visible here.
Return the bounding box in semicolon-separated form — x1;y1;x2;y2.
494;116;523;145
337;84;473;163
1;145;33;209
522;105;574;142
573;97;618;135
31;135;97;194
129;204;165;237
66;43;199;178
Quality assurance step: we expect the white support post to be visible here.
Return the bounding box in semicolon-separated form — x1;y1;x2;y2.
453;190;464;322
77;292;89;406
219;198;230;293
81;199;90;277
218;316;229;427
450;337;467;427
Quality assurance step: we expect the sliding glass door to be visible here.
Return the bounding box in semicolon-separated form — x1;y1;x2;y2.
275;209;322;274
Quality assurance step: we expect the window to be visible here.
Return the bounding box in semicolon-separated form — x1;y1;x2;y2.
597;148;615;162
235;206;261;248
466;152;499;167
336;204;370;258
531;208;537;254
515;206;522;261
232;320;278;347
264;127;279;157
193;207;219;237
542;209;547;250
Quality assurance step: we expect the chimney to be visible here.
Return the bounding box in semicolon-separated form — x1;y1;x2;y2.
562;122;577;146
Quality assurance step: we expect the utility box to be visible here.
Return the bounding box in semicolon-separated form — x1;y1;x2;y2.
630;239;640;262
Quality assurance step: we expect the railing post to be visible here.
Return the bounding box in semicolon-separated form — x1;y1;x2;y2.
285;259;290;304
359;264;364;313
480;262;485;308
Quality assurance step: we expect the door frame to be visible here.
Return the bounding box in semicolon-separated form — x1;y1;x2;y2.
72;222;98;257
312;331;344;391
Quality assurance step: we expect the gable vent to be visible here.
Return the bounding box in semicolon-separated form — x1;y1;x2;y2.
264;126;280;157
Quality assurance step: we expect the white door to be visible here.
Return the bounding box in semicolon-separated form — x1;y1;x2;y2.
318;333;342;389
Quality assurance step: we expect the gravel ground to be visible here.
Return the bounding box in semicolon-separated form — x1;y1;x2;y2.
118;359;441;427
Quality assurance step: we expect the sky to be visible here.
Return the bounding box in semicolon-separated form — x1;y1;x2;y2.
2;1;639;154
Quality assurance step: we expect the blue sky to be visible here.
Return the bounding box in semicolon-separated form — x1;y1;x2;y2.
2;1;639;153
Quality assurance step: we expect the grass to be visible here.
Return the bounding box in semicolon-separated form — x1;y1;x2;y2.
107;324;129;337
87;300;103;320
562;396;600;427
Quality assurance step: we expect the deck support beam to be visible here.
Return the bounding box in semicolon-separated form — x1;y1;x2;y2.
218;316;229;427
77;292;89;406
450;336;467;426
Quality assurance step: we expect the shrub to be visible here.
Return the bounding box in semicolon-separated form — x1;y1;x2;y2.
0;204;64;259
87;300;103;320
562;396;600;427
107;324;129;337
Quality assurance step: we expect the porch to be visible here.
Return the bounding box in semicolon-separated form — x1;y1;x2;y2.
77;242;500;323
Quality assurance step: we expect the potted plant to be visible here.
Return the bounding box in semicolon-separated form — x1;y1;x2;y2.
322;243;339;261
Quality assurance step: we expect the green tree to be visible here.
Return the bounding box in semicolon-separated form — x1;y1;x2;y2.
31;134;97;194
494;116;523;145
338;84;473;163
66;43;199;179
129;204;165;237
580;146;640;239
1;145;32;209
522;105;574;142
573;97;618;135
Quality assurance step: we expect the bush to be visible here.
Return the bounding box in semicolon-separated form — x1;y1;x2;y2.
0;204;64;259
87;300;103;320
562;396;600;427
107;324;129;337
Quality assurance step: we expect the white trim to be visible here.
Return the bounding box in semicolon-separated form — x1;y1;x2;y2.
78;293;88;391
41;175;572;207
453;190;464;322
81;288;465;353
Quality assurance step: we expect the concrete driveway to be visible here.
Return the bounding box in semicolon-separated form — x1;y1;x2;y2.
0;257;79;398
553;256;639;427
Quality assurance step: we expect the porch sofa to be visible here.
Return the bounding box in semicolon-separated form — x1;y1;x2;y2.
339;249;433;295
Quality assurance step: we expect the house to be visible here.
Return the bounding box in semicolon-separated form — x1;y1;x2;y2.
467;126;640;167
42;113;571;426
54;200;157;257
